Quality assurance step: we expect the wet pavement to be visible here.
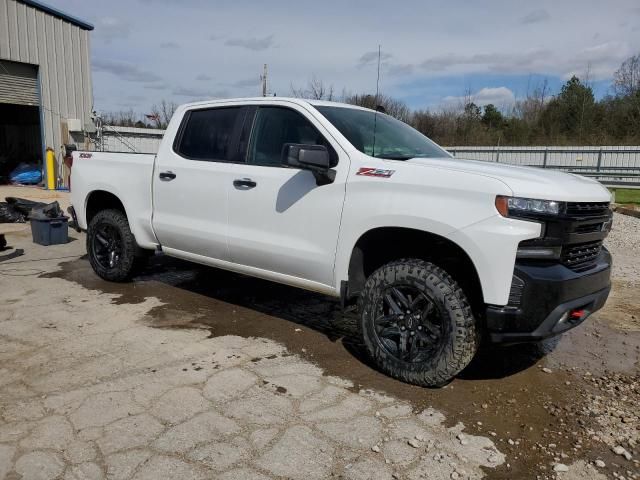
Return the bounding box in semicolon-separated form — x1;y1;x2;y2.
43;250;640;479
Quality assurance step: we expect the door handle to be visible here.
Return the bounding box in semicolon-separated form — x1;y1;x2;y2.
233;178;257;189
159;171;176;181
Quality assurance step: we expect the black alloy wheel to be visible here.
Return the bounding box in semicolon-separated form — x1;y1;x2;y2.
86;209;145;282
92;223;123;270
372;285;445;363
359;259;479;387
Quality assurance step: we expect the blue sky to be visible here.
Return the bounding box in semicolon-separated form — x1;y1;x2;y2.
50;0;640;115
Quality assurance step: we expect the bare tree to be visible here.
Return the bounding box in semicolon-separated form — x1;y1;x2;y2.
614;54;640;97
513;79;549;125
101;109;141;128
344;93;411;122
290;75;335;100
148;100;178;129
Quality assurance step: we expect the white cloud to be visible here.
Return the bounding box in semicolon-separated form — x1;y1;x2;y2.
231;77;261;88
172;86;212;97
358;50;393;68
93;59;162;83
417;41;631;81
519;9;551;24
225;34;275;51
143;83;169;90
53;0;638;112
563;41;632;80
95;17;131;43
172;86;229;99
442;87;516;109
387;63;415;76
420;49;551;74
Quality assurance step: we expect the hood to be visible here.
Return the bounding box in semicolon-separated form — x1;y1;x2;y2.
406;157;612;203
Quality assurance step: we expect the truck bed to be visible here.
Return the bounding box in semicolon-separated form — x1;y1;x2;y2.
70;151;158;248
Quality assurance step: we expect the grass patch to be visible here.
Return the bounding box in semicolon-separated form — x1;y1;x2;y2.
610;188;640;204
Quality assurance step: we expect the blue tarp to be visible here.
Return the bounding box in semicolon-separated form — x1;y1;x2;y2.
9;163;42;185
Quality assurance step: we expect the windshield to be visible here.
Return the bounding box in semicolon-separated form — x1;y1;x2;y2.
315;106;451;160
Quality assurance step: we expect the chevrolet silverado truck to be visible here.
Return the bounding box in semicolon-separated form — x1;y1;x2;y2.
69;98;613;386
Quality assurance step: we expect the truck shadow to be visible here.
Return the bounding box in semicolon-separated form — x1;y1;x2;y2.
48;252;558;384
132;254;553;383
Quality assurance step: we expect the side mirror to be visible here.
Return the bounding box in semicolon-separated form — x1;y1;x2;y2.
282;143;335;185
283;144;330;170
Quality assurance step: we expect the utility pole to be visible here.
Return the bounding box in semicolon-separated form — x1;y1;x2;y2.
261;64;268;97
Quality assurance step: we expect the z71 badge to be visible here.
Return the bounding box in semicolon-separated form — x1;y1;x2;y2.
356;167;395;178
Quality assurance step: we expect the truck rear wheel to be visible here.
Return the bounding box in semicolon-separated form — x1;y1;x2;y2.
87;209;144;282
359;259;479;387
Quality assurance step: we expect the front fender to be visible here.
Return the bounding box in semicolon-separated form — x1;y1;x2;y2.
334;163;514;301
448;215;541;305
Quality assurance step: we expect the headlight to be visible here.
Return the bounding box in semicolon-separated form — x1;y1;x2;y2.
495;196;561;217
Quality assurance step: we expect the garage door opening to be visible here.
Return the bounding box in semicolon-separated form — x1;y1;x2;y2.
0;103;42;183
0;59;42;184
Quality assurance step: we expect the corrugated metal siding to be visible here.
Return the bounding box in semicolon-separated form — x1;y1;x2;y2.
0;59;38;105
0;0;93;160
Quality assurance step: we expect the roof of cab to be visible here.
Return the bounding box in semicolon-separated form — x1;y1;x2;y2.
179;97;373;112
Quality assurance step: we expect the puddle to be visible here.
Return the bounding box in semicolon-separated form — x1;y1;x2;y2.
44;255;640;478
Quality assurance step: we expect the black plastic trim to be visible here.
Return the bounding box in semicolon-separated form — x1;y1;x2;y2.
67;206;82;232
488;286;610;343
486;248;611;343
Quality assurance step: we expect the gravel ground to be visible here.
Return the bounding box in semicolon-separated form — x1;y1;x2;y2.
605;212;640;283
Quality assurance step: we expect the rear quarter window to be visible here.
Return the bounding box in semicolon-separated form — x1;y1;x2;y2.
175;107;241;161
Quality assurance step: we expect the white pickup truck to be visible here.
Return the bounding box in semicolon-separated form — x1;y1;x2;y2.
69;97;613;386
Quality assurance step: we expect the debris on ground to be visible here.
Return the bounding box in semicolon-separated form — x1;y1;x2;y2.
0;197;50;223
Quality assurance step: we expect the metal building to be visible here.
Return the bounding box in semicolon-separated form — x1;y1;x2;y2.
0;0;93;186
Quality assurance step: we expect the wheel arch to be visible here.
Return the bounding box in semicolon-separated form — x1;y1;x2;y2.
85;190;128;226
345;226;485;313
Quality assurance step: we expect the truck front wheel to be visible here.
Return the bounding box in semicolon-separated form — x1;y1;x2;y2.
359;259;479;387
87;209;144;282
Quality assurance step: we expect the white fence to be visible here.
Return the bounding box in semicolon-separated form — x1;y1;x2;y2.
101;125;165;154
446;146;640;187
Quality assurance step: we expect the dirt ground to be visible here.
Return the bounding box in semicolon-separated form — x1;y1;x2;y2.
0;186;638;480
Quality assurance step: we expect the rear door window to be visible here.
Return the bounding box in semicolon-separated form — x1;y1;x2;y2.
175;107;242;161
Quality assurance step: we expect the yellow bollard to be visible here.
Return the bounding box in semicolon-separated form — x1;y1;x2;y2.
45;148;56;190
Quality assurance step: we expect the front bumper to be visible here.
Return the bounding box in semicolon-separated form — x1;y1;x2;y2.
486;248;611;343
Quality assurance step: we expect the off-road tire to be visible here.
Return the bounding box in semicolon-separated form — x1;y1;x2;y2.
359;259;479;387
87;209;144;282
